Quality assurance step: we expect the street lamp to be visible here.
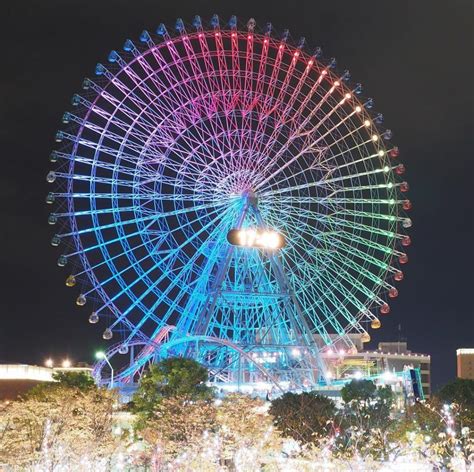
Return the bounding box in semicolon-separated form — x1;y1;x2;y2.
45;358;54;368
62;359;71;368
95;351;114;389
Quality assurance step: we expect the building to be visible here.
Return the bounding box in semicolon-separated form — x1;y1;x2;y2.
319;338;431;398
0;363;92;400
457;348;474;379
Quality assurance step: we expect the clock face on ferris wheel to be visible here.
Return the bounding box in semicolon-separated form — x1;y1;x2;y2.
46;15;411;384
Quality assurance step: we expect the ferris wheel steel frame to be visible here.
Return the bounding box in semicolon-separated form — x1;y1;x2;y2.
46;15;412;391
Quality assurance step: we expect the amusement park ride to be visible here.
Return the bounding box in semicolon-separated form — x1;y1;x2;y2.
45;16;412;395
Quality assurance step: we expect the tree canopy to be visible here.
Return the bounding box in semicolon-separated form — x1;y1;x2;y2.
132;357;214;420
269;391;336;444
436;378;474;408
0;375;117;470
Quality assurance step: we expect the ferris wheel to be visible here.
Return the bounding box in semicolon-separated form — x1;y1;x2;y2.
46;15;411;389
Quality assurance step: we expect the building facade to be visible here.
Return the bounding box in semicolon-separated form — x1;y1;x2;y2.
320;338;431;398
457;348;474;380
0;364;92;400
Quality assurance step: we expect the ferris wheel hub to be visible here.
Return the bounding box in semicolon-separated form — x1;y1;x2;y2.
242;190;258;207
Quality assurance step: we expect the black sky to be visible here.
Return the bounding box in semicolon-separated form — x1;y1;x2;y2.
0;0;472;391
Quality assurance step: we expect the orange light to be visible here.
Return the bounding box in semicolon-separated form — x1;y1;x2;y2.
334;81;340;86
364;120;371;127
345;93;351;99
355;106;362;113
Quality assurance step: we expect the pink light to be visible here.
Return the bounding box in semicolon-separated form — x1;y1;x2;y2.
294;51;300;57
198;33;203;38
308;60;314;65
248;35;252;40
279;45;284;50
231;33;236;37
322;70;328;75
334;81;340;86
264;39;268;44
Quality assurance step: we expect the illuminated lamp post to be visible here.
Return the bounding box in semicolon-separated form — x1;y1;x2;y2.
95;351;114;388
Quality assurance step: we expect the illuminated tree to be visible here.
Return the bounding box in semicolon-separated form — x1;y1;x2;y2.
138;396;217;464
0;385;118;470
216;394;281;468
437;379;474;429
338;380;395;460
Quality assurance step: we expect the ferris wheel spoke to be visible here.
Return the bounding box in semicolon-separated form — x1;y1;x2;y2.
107;52;195;126
252;45;304;159
67;220;164;263
106;206;234;333
59;199;231;238
279;249;347;340
264;194;402;208
51;192;227;202
328;249;388;291
96;75;187;136
93;202;238;314
255;113;366;192
320;255;384;304
254;76;352;180
324;233;393;272
288;260;360;333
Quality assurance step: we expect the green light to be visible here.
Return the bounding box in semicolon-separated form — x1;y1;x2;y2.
95;351;106;360
383;166;390;173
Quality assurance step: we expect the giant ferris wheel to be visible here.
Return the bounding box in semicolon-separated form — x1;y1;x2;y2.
46;15;412;390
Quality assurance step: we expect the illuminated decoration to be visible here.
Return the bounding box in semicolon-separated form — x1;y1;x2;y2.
46;15;411;391
227;228;285;249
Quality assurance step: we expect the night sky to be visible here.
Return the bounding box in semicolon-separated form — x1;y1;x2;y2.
1;0;472;391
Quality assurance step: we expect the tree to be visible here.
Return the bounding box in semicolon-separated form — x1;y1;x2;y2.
340;378;377;403
24;371;96;402
217;394;281;466
138;393;282;471
0;384;118;470
132;357;214;421
338;380;395;460
269;392;336;444
437;379;474;430
139;396;217;463
437;379;474;407
51;370;96;390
